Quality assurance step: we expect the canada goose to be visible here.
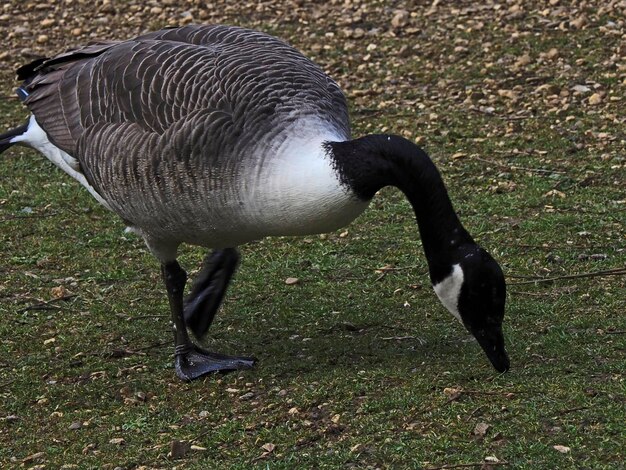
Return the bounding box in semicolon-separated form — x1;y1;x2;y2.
1;25;509;381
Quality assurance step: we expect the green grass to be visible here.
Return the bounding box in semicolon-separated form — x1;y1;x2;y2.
1;4;625;469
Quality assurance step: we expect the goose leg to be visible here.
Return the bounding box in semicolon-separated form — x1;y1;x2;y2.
162;260;255;381
184;248;239;339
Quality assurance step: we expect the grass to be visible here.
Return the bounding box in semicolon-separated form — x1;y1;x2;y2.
1;3;625;469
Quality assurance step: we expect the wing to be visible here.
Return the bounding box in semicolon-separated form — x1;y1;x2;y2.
19;25;350;212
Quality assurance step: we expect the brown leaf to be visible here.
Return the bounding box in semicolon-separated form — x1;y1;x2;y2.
484;455;501;467
570;16;587;29
443;387;462;396
497;89;518;101
443;387;463;401
473;422;491;438
261;442;276;453
545;48;560;59
543;189;566;198
51;285;71;299
391;10;410;29
588;93;603;105
23;452;45;464
514;54;532;68
285;277;300;285
170;440;190;459
553;444;571;453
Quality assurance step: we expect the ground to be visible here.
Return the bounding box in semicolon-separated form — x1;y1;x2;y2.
0;1;625;469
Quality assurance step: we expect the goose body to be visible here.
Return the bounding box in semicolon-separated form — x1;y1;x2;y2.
12;26;367;256
1;25;509;380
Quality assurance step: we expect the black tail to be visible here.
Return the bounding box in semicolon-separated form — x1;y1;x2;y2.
0;122;29;154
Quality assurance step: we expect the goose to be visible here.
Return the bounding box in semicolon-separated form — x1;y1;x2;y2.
0;25;509;381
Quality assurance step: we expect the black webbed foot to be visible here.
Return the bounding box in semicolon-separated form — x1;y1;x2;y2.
174;344;256;381
184;248;239;338
162;254;252;382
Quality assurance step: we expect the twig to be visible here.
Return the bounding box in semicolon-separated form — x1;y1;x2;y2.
0;379;16;390
326;275;368;282
135;340;170;351
461;390;517;396
559;406;589;415
471;156;565;175
18;294;76;313
509;267;626;285
373;265;423;272
86;340;169;358
353;108;384;116
509;290;548;297
0;212;59;223
426;462;509;470
104;348;148;358
507;273;552;280
465;405;485;422
414;388;522;418
373;265;428;281
471;106;532;121
117;314;165;321
381;335;417;341
525;75;554;84
504;115;530;121
510;243;619;251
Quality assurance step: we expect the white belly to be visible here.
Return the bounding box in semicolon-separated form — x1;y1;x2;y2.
125;120;369;257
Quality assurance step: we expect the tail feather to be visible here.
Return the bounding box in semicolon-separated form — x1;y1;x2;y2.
0;122;29;154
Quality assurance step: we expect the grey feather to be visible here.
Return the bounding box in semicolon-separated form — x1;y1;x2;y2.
20;25;350;248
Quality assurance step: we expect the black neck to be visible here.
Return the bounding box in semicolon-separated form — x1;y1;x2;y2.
327;134;474;283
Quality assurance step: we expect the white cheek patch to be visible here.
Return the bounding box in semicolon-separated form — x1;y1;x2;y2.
433;264;464;323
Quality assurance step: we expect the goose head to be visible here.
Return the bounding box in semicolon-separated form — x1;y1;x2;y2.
328;134;510;372
433;244;509;372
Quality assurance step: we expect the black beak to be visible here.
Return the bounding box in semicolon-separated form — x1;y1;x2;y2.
471;325;510;372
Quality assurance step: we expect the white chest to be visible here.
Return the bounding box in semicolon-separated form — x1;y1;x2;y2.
239;122;369;238
130;121;369;249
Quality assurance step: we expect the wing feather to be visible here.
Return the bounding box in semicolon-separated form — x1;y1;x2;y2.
18;25;350;222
